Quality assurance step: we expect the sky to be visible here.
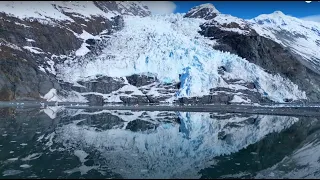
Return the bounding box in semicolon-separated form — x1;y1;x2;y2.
143;1;320;22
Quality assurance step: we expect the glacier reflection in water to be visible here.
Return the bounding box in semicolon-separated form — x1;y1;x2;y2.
43;108;297;178
0;107;311;178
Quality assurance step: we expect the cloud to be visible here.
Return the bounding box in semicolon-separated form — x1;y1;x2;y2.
142;1;176;15
301;15;320;22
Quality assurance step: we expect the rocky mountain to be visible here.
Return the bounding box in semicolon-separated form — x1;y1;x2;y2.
250;11;320;69
0;1;319;105
0;1;149;101
192;4;320;102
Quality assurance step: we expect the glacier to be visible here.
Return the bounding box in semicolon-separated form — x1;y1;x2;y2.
56;13;306;103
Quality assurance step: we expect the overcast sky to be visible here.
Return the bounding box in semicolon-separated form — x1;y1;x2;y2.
143;1;320;22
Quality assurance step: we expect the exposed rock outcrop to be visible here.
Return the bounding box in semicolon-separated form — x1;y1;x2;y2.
0;46;60;101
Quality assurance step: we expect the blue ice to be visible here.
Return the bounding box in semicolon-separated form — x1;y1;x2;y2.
192;55;203;71
169;51;173;58
180;67;191;96
178;112;191;139
163;77;172;84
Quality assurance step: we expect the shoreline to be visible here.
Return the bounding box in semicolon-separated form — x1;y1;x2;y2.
1;101;320;117
62;104;320;117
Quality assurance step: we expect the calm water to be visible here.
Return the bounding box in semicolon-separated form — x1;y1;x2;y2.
0;106;320;178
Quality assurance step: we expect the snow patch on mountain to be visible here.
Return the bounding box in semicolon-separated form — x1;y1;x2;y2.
14;22;31;28
73;30;101;56
41;106;65;119
41;88;88;103
53;1;115;20
0;40;22;51
25;38;35;42
41;88;61;102
23;46;44;54
231;95;251;103
0;1;73;22
45;59;56;75
74;30;102;40
75;44;91;57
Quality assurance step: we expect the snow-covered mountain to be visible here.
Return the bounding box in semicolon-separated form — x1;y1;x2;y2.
0;1;150;21
0;1;150;102
185;4;253;35
0;1;319;104
249;11;320;72
184;3;220;20
191;7;320;102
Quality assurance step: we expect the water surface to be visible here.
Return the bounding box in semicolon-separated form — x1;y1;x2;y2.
0;106;319;178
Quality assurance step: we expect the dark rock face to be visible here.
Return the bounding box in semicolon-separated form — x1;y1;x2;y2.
199;25;320;101
199;24;257;40
77;76;126;94
146;95;170;104
0;12;111;101
59;74;177;105
176;94;234;104
120;95;149;104
85;39;97;45
0;2;150;102
217;66;227;75
184;9;218;20
126;119;157;132
0;16;115;101
68;73;272;105
126;74;157;87
72;112;125;131
1;13;80;55
111;15;125;31
0;46;60;101
83;94;104;105
93;1;151;17
183;4;219;20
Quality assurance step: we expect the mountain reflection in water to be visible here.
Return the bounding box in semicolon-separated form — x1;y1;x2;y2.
0;106;319;179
